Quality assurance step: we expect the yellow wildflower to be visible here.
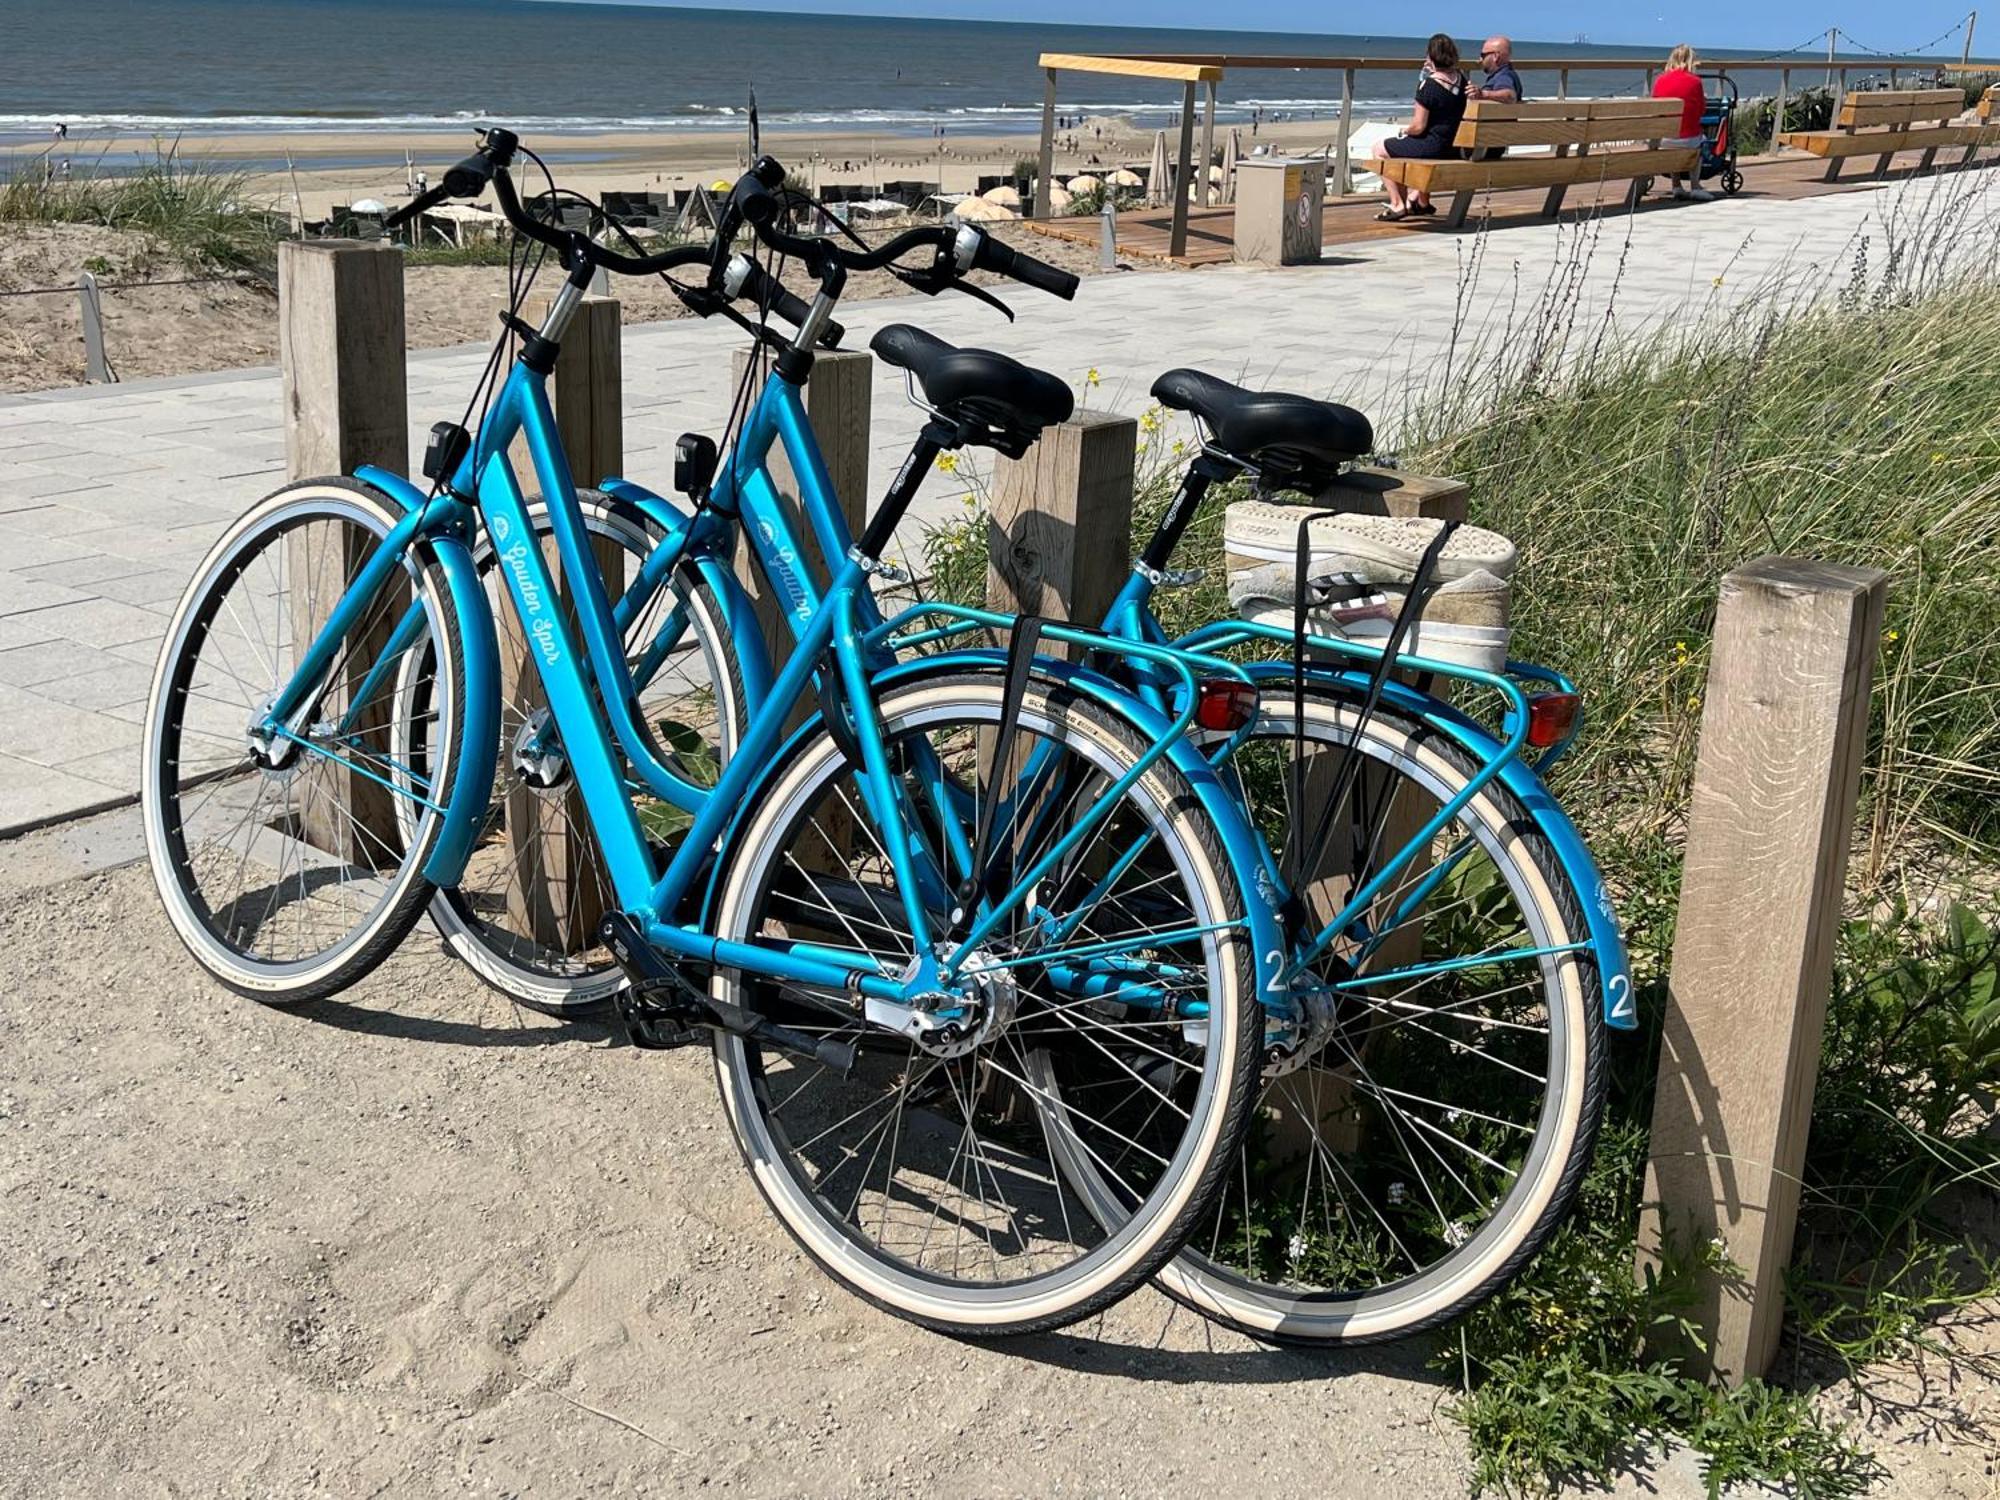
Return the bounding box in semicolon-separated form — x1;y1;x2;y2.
936;453;958;474
1085;367;1101;387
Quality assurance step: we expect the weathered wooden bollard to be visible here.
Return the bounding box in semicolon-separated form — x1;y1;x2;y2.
1638;556;1889;1384
500;292;625;952
985;410;1137;645
279;239;409;861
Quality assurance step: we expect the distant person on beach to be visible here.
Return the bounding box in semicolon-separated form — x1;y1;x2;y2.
1372;32;1468;221
52;122;68;143
1652;44;1713;202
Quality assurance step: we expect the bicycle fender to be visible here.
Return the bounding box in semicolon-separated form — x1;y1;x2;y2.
418;530;499;887
1242;662;1637;1030
343;467;499;884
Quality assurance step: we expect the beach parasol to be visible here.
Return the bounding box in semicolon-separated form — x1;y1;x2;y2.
951;197;1019;222
1065;173;1102;195
709;179;731;191
1046;186;1074;214
1220;129;1240;203
1147;130;1170;206
981;183;1022;207
1105;168;1143;188
351;198;387;215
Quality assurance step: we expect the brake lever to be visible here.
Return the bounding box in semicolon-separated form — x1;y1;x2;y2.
948;278;1016;323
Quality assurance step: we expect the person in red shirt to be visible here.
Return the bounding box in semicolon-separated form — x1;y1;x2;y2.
1652;44;1712;202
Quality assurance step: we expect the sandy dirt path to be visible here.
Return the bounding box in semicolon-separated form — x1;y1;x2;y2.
0;812;1984;1498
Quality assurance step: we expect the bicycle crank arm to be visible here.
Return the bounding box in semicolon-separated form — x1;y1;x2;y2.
600;914;856;1073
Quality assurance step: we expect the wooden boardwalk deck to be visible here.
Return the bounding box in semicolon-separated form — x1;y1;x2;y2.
1023;150;1999;265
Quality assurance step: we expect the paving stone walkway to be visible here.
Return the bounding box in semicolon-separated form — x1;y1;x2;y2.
0;166;1993;832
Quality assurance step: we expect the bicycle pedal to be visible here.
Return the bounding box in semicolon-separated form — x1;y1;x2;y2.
600;913;709;1051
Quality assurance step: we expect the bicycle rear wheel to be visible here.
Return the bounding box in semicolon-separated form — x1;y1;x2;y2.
142;479;466;1003
708;671;1261;1337
1155;688;1607;1343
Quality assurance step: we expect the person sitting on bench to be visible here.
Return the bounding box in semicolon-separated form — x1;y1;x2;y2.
1373;33;1470;221
1652;44;1714;202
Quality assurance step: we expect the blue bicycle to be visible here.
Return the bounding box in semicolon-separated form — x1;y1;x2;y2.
141;136;1277;1336
419;168;1637;1346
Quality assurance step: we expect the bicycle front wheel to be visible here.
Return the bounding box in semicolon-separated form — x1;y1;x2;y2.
1156;688;1608;1344
142;479;466;1003
708;671;1261;1337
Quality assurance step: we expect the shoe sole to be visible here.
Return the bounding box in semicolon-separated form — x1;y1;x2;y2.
1239;600;1511;673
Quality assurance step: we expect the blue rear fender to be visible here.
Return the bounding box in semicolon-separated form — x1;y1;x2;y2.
698;650;1295;1013
1241;660;1636;1030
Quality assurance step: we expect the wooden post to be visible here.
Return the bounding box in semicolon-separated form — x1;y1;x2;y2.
730;345;872;715
498;293;624;953
77;272;111;383
985;410;1135;646
1637;556;1888;1385
279;239;408;863
1334;69;1356;195
1199;79;1218;208
1170;80;1197;258
1558;66;1570;100
1035;68;1057;220
1774;68;1790;152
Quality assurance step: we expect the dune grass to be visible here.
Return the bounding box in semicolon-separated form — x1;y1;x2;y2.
0;150;281;279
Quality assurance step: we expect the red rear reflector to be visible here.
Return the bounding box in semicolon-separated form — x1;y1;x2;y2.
1196;678;1259;733
1527;692;1582;748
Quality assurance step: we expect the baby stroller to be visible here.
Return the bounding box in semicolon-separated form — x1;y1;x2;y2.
1698;71;1744;195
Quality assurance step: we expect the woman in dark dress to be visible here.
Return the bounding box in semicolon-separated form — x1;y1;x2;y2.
1371;33;1469;220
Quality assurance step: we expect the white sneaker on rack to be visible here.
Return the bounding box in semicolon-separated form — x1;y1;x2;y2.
1223;501;1519;583
1228;562;1512;672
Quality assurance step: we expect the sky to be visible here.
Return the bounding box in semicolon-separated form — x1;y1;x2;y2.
556;1;1984;56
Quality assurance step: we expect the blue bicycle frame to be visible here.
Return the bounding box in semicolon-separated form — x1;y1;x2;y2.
261;314;1296;1024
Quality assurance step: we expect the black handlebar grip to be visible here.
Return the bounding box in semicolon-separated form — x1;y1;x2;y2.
441;152;493;198
750;155;787;189
970;232;1080;301
735;260;845;347
1007;251;1080;301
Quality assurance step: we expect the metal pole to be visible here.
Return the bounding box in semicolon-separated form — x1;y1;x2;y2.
78;272;111;383
1775;67;1790;151
1965;11;1979;66
1826;27;1837;94
1334;68;1355;195
1099;197;1117;270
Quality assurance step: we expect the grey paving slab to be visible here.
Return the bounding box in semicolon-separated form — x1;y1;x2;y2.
0;167;1990;832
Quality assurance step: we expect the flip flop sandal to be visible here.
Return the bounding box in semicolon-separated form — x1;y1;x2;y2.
1375;207;1409;222
1409;202;1437;216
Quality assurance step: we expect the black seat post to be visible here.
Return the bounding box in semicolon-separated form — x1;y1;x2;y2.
853;417;958;566
1136;451;1236;575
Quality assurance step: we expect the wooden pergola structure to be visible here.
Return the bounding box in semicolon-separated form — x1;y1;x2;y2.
1034;48;2000;257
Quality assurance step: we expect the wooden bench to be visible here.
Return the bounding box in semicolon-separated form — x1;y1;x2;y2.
1378;98;1697;230
1778;87;1999;181
1981;84;2000;123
